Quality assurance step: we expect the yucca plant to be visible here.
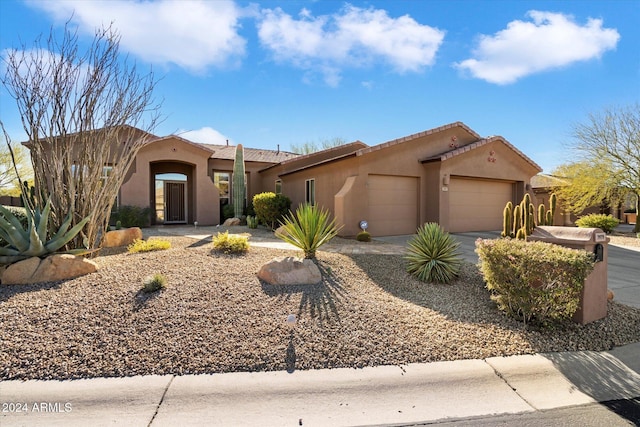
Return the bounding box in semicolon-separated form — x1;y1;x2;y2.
277;203;342;259
405;222;462;284
0;196;90;264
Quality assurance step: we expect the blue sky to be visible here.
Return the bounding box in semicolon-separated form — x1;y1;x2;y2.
1;0;638;173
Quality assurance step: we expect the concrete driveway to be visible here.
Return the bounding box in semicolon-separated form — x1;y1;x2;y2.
377;229;640;310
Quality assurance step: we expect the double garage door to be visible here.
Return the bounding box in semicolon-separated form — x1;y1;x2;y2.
449;178;514;232
366;175;513;235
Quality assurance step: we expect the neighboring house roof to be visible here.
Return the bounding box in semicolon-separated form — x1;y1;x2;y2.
198;143;299;163
420;136;542;172
530;173;569;189
356;121;481;157
269;141;369;176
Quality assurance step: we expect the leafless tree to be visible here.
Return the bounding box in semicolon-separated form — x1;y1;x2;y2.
1;22;162;249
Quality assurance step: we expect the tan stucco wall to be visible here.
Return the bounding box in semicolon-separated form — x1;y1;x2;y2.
121;137;218;225
260;126;541;236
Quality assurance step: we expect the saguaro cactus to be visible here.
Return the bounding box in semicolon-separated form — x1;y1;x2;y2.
232;144;246;219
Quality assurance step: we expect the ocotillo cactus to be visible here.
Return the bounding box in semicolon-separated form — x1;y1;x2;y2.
232;144;246;218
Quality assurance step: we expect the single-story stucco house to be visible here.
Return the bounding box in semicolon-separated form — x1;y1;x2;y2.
28;122;544;236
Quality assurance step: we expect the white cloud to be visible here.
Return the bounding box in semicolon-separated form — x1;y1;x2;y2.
455;11;620;84
26;0;246;74
179;127;233;145
257;5;444;85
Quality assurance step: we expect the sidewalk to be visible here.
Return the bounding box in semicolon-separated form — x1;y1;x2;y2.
2;342;638;426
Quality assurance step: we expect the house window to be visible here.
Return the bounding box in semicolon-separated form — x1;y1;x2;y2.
275;179;282;195
213;171;231;203
305;178;315;204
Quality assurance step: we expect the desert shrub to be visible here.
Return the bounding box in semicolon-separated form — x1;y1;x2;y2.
575;214;619;233
142;273;167;293
212;231;249;254
253;192;291;230
405;223;461;284
222;203;235;221
277;203;342;259
128;238;171;253
476;238;594;325
111;205;151;228
356;231;371;242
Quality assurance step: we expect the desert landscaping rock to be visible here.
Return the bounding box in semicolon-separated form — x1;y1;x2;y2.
1;255;98;285
1;233;639;381
258;256;322;285
223;217;241;226
103;227;143;247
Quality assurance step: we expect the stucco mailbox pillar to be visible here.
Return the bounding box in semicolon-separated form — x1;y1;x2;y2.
528;226;609;325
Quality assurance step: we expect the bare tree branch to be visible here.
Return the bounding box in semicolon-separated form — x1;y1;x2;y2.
1;21;163;249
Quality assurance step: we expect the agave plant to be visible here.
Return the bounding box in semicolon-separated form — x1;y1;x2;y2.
405;222;462;284
0;197;90;264
277;203;342;259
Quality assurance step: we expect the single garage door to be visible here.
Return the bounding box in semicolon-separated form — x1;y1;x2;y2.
368;175;418;235
449;178;513;232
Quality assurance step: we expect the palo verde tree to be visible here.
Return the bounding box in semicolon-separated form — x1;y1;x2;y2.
1;22;161;249
0;137;32;196
560;104;639;232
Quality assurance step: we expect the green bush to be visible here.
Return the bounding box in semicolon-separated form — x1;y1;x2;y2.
212;231;249;254
222;203;235;221
253;192;291;230
356;231;371;242
405;223;462;284
142;273;167;293
277;203;342;259
127;238;171;253
110;205;151;228
575;214;619;233
475;238;594;325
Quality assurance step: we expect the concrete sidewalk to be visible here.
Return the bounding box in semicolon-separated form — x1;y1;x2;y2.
1;343;638;426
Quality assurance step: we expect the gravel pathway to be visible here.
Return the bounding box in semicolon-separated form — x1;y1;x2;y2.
1;231;639;381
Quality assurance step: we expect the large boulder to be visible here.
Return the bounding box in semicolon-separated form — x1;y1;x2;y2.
1;255;98;285
223;217;241;226
1;257;41;285
104;227;143;248
258;256;322;285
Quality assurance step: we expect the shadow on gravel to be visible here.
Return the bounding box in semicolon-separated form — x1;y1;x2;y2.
132;288;163;311
187;237;213;248
260;260;347;325
0;280;64;303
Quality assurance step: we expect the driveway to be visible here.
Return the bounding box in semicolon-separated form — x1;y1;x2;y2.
376;230;640;310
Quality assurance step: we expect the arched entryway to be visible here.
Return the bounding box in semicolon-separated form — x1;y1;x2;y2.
150;161;195;225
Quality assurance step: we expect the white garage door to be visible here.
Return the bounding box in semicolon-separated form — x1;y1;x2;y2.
449;178;513;232
368;175;418;236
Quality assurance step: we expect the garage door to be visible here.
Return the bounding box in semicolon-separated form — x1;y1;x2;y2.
449;178;513;232
368;175;418;235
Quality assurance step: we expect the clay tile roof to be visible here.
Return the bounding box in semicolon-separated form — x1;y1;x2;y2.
197;144;300;163
530;173;569;188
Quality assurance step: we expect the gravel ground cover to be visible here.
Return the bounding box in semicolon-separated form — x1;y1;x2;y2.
1;230;639;381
